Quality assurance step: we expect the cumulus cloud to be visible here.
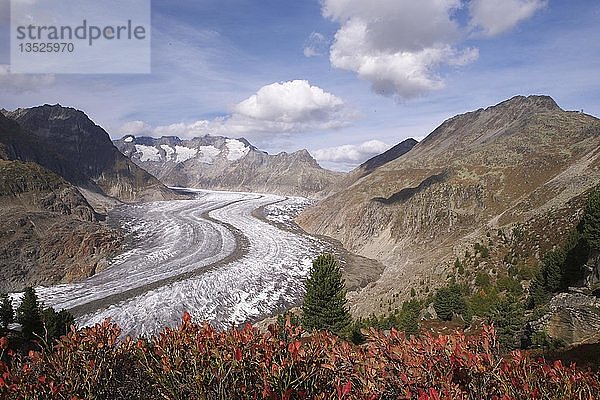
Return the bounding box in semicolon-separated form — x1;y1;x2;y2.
303;32;328;57
0;65;56;93
118;80;355;140
153;120;213;137
313;139;390;165
469;0;547;37
321;0;477;99
234;80;345;124
320;0;543;99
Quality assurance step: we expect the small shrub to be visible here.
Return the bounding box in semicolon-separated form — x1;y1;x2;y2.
475;272;491;288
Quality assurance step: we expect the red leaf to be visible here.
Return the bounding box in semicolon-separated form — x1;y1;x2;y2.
235;348;242;362
342;380;352;396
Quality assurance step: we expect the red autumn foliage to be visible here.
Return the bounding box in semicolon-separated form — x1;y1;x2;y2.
0;317;598;399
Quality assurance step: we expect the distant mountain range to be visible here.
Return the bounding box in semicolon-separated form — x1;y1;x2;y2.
113;135;343;197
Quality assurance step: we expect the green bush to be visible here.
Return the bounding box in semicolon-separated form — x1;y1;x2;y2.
496;275;523;295
475;272;491;288
474;243;490;258
467;289;500;319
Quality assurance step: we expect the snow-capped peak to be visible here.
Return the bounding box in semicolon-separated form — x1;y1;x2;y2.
225;139;250;161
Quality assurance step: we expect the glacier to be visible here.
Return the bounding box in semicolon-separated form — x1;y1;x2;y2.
36;190;327;337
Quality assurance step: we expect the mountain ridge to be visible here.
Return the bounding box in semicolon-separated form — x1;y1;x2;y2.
297;95;600;316
1;104;177;204
114;135;343;198
0;159;122;292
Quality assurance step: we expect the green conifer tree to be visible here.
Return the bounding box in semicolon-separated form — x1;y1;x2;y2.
433;284;467;321
541;247;566;293
16;287;43;340
0;293;14;330
583;189;600;252
301;254;351;336
490;294;524;350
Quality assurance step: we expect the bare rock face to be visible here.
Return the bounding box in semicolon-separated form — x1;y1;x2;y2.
537;293;600;345
0;160;123;293
0;106;176;203
297;95;600;316
113;135;343;198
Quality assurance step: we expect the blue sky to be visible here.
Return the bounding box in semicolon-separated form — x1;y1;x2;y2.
1;0;600;170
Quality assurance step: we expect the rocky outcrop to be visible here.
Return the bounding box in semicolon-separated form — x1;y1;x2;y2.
0;106;177;203
297;95;600;316
534;293;600;346
113;135;343;198
0;160;123;293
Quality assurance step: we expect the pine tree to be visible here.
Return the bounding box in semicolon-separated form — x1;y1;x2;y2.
0;293;14;330
583;189;600;252
301;254;351;336
490;294;524;350
16;287;43;340
541;247;566;293
433;284;467;321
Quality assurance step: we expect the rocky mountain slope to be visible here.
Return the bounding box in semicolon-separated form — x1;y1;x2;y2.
0;106;175;203
336;138;418;190
113;135;343;198
297;95;600;316
0;159;122;293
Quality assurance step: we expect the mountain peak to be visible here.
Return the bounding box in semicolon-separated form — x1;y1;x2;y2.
359;138;418;173
2;105;174;202
491;95;561;112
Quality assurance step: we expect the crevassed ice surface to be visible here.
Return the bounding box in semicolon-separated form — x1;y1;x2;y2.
38;190;326;338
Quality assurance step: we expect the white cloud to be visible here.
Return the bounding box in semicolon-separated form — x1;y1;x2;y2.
0;65;56;93
303;32;328;57
469;0;547;37
118;119;213;139
119;120;152;136
313;139;390;164
234;80;345;123
153;120;212;137
320;0;544;99
118;80;356;140
322;0;476;99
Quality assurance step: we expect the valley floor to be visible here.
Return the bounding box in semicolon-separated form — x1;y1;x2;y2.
33;190;327;337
